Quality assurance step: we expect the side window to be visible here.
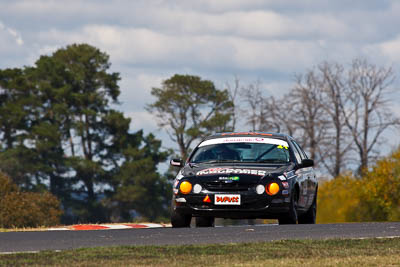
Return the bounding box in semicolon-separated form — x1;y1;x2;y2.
293;140;308;159
291;141;302;164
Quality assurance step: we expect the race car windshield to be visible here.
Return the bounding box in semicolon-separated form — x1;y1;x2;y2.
190;138;290;164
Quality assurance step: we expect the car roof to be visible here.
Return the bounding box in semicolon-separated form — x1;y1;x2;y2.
203;131;291;141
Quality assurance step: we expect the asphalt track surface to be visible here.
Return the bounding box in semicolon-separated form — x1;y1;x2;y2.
1;222;400;253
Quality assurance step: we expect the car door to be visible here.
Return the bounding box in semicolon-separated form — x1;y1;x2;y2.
293;140;317;208
289;140;309;209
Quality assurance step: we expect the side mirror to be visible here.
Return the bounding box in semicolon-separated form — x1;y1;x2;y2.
170;158;183;167
300;159;314;168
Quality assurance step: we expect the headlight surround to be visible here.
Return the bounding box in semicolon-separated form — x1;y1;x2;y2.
256;184;265;194
266;182;280;196
192;184;202;194
179;181;192;194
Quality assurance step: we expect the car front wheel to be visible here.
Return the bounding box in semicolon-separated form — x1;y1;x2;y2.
171;210;192;228
298;190;317;224
278;190;298;225
195;216;215;227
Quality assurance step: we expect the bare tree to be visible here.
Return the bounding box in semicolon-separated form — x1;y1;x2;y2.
341;59;399;173
238;74;328;162
225;75;240;131
319;62;353;177
239;80;267;131
262;95;297;136
234;59;399;177
289;71;330;161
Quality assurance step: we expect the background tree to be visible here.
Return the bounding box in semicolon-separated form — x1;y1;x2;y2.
225;75;240;131
237;58;399;177
0;171;62;228
289;71;329;161
0;43;171;224
341;59;399;173
110;132;171;221
0;67;40;188
239;74;329;163
147;74;233;159
0;68;30;150
4;44;127;222
239;80;267;131
319;62;353;177
262;96;298;136
317;146;400;223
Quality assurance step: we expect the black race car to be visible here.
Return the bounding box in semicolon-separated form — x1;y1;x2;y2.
170;132;318;227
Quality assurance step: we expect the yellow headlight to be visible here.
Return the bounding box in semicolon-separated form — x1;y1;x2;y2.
179;181;192;194
266;182;280;196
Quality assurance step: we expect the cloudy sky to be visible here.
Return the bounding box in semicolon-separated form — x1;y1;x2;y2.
1;0;400;151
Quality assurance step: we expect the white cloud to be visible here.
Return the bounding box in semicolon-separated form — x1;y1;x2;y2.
378;36;400;62
0;20;27;68
34;24;332;73
6;28;23;45
230;38;324;71
0;1;359;41
117;72;166;111
125;110;159;133
0;21;24;46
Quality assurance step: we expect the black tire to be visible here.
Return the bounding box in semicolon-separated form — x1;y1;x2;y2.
298;190;317;224
278;190;298;225
171;210;192;228
195;216;215;227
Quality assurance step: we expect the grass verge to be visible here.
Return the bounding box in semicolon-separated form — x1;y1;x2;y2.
1;237;399;266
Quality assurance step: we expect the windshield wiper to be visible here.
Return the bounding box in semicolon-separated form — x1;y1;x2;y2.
188;162;199;168
256;159;287;163
255;147;276;161
202;159;242;164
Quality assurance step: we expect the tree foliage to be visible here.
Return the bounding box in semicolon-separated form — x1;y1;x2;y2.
109;132;171;221
147;74;233;159
0;172;62;228
0;43;170;224
317;147;400;223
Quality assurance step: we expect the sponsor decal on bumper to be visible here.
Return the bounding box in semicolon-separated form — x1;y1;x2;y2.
214;194;241;205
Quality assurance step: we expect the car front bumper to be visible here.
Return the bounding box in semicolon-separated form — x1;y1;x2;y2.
172;193;291;219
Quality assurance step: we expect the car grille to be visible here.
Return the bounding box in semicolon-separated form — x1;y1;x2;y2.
203;181;255;192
